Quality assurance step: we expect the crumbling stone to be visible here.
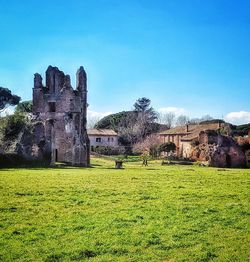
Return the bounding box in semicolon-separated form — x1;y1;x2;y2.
191;132;246;168
32;66;90;166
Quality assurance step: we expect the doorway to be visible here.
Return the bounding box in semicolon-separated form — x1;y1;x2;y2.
226;154;231;167
55;149;58;162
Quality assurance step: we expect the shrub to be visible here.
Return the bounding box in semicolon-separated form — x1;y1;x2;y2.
15;100;32;114
132;134;161;157
91;146;126;156
0;113;28;139
149;145;159;158
158;142;176;153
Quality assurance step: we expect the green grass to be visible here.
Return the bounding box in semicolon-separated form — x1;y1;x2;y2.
0;157;249;261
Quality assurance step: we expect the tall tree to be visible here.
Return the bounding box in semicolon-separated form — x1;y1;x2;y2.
134;97;151;112
133;97;158;122
118;98;158;145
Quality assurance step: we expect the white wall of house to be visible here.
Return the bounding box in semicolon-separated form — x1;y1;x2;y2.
89;135;118;147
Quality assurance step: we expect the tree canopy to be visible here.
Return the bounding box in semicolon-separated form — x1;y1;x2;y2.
134;97;158;122
15;100;32;114
0;87;21;111
94;111;130;131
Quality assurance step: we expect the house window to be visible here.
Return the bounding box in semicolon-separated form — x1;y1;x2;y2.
111;137;114;142
108;137;110;142
49;102;56;112
96;137;101;143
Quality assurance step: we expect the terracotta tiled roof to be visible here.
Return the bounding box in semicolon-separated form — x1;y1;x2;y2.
87;129;118;136
158;124;198;135
181;130;201;141
159;122;222;139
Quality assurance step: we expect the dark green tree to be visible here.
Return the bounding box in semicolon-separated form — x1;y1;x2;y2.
15;100;32;114
0;87;21;112
158;142;176;154
133;97;158;122
94;111;131;131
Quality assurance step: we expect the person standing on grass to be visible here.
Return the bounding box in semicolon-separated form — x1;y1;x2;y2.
141;152;149;166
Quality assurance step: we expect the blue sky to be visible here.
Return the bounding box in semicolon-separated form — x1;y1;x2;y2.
0;0;249;124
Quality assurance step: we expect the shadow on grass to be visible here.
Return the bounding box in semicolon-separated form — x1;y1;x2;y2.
0;162;96;170
101;167;125;170
0;153;99;170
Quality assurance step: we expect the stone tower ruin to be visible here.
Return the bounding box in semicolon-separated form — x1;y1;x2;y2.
32;66;90;166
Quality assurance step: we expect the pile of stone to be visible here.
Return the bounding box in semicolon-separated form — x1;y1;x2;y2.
191;133;246;168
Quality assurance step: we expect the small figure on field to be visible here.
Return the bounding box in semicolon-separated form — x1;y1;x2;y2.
141;152;149;166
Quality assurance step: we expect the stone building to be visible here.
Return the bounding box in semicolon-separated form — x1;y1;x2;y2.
236;130;250;167
158;122;224;157
190;130;246;168
158;122;247;167
87;129;118;148
32;66;90;166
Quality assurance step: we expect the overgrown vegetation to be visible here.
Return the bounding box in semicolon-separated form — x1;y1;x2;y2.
232;123;250;136
0;157;249;261
0;111;34;167
0;113;28;140
15;100;32;114
91;145;126;156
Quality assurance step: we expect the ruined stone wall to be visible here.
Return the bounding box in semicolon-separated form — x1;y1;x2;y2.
191;132;246;168
32;66;90;166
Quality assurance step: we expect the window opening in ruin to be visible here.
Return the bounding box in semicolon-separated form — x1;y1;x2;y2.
53;74;56;93
49;102;56;112
96;137;101;142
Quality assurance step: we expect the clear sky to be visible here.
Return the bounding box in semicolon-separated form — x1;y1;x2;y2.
0;0;249;124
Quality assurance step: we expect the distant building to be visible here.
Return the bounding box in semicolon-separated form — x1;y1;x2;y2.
158;121;247;167
87;129;118;148
158;122;224;158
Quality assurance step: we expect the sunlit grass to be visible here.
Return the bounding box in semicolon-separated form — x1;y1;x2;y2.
0;157;249;261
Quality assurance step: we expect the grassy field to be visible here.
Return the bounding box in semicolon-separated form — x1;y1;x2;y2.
0;157;249;262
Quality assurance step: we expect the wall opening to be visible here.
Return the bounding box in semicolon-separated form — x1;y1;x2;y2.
49;102;56;112
55;149;58;162
226;154;231;167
